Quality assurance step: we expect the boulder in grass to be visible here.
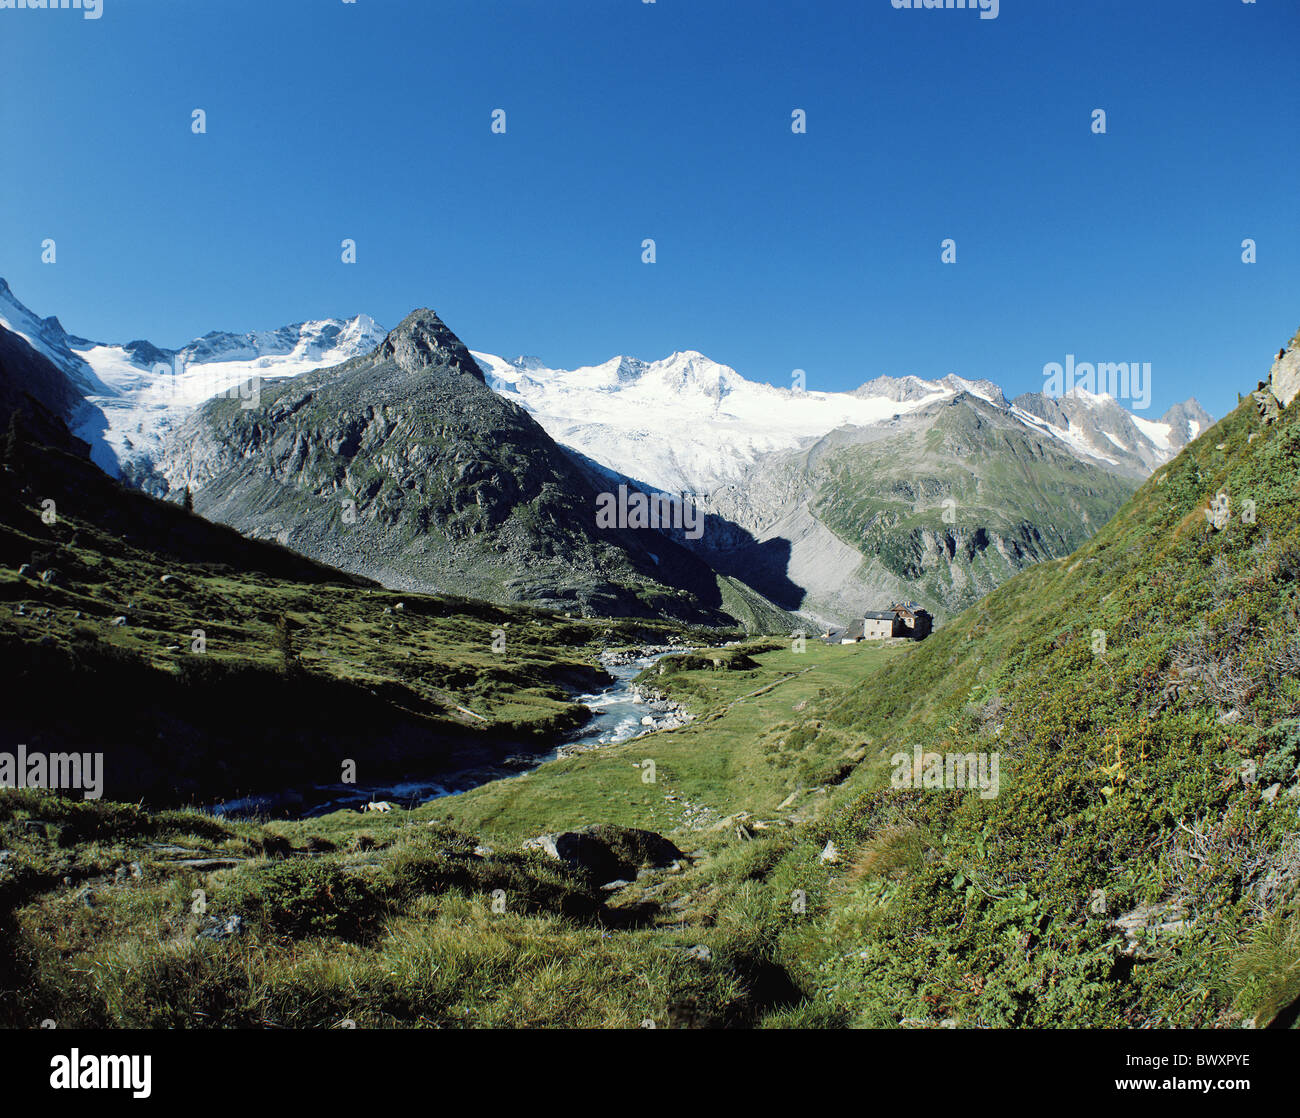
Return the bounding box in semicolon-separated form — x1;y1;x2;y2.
522;824;684;884
198;914;244;941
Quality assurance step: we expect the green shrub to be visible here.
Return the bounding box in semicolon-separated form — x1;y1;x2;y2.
220;859;388;943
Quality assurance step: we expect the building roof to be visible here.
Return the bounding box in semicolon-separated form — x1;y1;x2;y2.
864;611;896;621
887;601;932;618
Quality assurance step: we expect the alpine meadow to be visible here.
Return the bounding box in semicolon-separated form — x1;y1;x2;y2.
0;0;1298;1095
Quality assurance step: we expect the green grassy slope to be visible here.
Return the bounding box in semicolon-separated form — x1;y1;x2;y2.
4;358;1296;1030
735;392;1300;1027
424;641;909;842
812;401;1138;615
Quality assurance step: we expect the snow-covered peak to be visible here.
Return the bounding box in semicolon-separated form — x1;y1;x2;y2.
1062;384;1121;408
941;374;1008;408
0;277;108;395
169;314;385;369
59;309;386;479
0;275;1211;500
473;351;975;493
474;350;1210;493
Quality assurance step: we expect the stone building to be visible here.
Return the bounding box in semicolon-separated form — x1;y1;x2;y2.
822;603;933;644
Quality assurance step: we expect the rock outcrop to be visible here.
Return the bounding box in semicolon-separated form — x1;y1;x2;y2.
522;824;684;884
1269;330;1300;410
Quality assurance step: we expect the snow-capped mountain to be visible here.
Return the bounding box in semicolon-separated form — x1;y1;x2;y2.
2;276;1206;497
474;351;1210;493
0;276;1215;624
0;279;385;481
469;349;1212;623
474;350;962;493
1009;389;1210;476
0;277;110;397
75;315;386;482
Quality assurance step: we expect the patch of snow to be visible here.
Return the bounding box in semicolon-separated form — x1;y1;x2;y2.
1008;404;1121;467
1130;415;1172;452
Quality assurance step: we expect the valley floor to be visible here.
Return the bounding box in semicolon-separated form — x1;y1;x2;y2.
0;641;906;1029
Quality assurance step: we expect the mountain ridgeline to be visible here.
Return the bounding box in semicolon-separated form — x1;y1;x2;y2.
157;310;740;625
0;278;1213;627
480;350;1210;623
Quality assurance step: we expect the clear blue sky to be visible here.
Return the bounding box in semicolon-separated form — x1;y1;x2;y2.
2;0;1297;418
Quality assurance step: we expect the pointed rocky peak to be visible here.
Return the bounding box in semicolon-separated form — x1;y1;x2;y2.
1159;397;1214;447
940;374;1008;409
1011;391;1067;425
375;308;484;380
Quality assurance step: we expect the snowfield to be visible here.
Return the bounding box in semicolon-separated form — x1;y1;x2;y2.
0;276;1203;496
72;318;384;478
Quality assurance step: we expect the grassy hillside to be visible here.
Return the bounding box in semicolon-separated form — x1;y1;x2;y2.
3;361;1297;1030
0;641;899;1029
0;790;767;1028
0;409;733;806
744;391;1300;1027
812;400;1137;615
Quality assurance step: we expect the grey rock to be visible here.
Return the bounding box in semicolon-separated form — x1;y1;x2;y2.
1271;334;1300;408
1113;897;1188;958
198;914;244;941
522;824;685;883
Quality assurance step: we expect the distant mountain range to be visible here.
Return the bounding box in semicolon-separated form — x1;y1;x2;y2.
0;279;385;486
0;278;1213;626
478;351;1209;490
